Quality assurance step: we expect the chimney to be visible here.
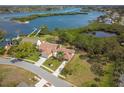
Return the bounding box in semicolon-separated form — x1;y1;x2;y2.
42;41;45;43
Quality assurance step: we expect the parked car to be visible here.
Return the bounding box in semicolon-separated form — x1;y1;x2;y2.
10;58;22;63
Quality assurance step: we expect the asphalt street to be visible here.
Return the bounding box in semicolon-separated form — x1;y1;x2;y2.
0;57;72;87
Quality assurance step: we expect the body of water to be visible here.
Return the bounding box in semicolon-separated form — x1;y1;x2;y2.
88;31;116;37
0;7;105;46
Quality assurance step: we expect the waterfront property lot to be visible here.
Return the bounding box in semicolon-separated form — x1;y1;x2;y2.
43;57;62;71
0;64;38;87
61;53;95;87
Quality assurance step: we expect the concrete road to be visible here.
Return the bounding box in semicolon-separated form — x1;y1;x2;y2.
0;57;72;87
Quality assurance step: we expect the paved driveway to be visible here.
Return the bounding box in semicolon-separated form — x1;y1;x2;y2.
0;57;72;87
53;61;67;77
35;57;47;67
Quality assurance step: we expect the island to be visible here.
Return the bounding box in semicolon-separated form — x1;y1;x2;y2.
12;12;88;23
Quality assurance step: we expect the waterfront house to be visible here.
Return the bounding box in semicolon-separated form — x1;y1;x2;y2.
37;40;75;61
104;17;113;24
55;47;75;61
38;41;59;58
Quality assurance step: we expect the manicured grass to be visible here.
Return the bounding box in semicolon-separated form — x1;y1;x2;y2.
61;53;95;87
43;57;62;71
40;35;58;42
0;64;39;87
26;52;40;62
99;63;113;87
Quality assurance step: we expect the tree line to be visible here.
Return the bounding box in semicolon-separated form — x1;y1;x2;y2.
53;22;124;86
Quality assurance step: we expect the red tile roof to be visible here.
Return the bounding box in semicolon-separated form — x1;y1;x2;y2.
57;47;75;61
39;41;58;56
39;41;75;61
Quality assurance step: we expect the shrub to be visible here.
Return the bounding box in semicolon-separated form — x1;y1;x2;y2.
90;83;98;87
0;47;5;55
61;68;73;76
79;54;88;60
90;63;104;76
94;77;100;82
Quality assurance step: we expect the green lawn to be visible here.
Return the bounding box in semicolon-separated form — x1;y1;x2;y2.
43;57;62;71
99;63;113;87
26;52;40;62
40;35;58;42
0;64;39;87
61;53;95;87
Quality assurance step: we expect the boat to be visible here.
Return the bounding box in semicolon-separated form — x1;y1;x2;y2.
13;20;30;24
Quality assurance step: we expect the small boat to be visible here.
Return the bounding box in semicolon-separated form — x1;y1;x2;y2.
24;21;29;24
15;21;30;24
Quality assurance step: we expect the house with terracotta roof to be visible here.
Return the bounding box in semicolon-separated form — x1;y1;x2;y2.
37;40;75;61
38;41;59;58
55;47;75;61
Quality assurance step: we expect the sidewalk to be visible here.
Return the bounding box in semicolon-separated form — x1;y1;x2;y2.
35;78;55;87
35;79;48;87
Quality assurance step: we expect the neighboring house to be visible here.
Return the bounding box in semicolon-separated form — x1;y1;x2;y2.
37;40;75;61
112;12;120;19
104;17;113;24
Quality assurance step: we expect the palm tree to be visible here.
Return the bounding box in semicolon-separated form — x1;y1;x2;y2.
56;51;64;61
